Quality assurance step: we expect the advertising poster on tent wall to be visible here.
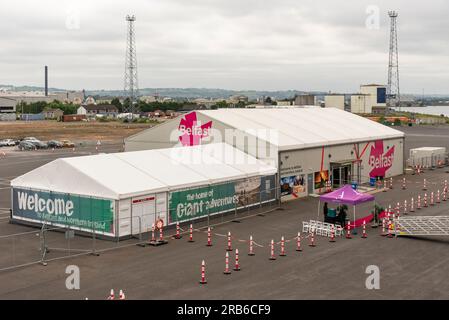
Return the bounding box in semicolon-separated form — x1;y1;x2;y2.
168;175;276;223
314;170;329;189
280;175;306;199
12;188;115;235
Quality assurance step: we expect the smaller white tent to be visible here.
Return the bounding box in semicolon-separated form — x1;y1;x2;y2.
11;143;277;200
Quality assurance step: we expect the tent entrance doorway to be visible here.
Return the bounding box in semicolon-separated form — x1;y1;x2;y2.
331;161;352;189
131;195;156;235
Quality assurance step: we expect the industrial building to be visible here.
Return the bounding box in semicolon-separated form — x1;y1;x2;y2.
351;84;387;114
294;94;315;106
324;95;345;110
0;91;84;105
10;143;276;238
0;97;17;121
125;108;405;200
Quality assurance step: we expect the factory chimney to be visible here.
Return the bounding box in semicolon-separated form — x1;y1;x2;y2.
44;66;48;96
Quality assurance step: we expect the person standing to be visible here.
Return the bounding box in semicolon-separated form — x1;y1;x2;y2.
323;202;329;221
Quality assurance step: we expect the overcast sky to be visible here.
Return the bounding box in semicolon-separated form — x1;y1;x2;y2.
1;0;448;94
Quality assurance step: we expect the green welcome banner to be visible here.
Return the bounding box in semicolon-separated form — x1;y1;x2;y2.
12;188;114;234
169;182;238;223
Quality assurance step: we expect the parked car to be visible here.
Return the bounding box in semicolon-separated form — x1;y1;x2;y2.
61;139;75;148
21;137;39;142
0;139;17;147
47;140;63;148
18;141;37;151
27;140;48;149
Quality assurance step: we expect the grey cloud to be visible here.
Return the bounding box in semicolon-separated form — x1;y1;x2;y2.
0;0;448;93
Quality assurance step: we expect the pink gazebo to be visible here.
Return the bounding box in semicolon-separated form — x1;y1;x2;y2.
318;185;375;230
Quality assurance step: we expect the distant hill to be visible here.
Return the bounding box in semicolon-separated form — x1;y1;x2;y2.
2;84;448;101
0;84;323;100
84;88;328;100
0;84;68;93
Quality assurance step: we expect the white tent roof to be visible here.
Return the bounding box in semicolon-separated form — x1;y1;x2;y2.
198;108;404;151
11;143;276;200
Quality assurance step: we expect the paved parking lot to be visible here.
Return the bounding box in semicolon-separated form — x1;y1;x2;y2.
0;126;448;299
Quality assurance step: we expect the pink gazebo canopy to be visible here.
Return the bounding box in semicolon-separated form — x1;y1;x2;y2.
319;184;375;205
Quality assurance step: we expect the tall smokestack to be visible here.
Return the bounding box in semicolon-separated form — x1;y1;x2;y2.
44;66;48;96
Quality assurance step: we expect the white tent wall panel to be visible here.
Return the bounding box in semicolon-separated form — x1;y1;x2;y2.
118;199;132;237
279;137;404;199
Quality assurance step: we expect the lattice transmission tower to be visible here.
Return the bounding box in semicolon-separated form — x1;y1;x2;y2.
387;11;400;112
124;15;139;114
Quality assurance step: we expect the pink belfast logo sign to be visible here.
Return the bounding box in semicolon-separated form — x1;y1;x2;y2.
368;140;394;177
178;112;212;146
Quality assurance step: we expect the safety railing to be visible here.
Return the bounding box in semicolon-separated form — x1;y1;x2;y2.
0;186;281;272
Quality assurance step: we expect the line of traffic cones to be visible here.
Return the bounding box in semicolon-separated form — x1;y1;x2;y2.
107;289;125;300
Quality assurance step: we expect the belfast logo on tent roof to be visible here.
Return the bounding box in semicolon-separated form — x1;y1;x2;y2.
178;112;212;146
368;140;394;177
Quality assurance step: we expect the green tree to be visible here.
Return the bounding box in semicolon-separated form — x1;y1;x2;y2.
215;100;228;109
111;97;123;112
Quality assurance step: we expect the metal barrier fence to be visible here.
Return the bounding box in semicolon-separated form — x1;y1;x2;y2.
0;186;281;272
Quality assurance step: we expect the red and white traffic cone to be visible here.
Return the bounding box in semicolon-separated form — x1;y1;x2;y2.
329;225;336;243
380;218;386;237
388;205;392;217
437;190;441;204
280;236;286;256
361;220;367;239
174;222;181;239
119;290;125;300
188;224;194;242
423;178;427;191
269;239;276;260
296;232;302;251
206;227;212;247
402;177;406;190
444;188;447;201
396;202;400;218
159;225;164;242
430;192;434;206
107;289;115;300
226;231;233;251
234;249;241;271
417;195;421;209
387;222;393;238
151;223;156;242
444;180;448;193
248;235;255;256
389;177;393;189
424;193;428;207
346;221;352;239
403;200;408;215
309;230;316;247
383;179;387;192
223;252;231;275
199;260;207;284
410;197;415;212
